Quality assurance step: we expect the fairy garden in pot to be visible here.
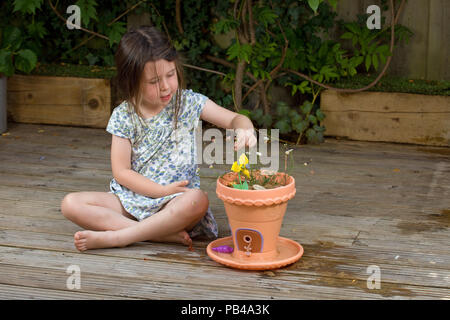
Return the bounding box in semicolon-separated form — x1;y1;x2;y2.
207;152;304;270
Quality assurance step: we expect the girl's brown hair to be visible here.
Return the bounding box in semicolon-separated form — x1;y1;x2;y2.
115;26;184;129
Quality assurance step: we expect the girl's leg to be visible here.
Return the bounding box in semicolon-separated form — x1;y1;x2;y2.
73;189;209;251
61;192;138;231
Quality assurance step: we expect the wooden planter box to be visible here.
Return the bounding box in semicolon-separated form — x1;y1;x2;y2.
320;90;450;147
7;74;111;128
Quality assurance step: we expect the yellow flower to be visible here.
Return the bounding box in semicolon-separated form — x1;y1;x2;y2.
238;153;248;166
231;161;241;173
242;168;250;178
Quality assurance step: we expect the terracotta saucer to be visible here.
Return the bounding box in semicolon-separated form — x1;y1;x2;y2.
206;236;304;270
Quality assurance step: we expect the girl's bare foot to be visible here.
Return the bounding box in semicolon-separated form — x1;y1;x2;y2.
153;230;192;246
74;229;192;252
74;230;123;252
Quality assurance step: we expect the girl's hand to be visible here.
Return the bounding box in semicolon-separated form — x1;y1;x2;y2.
163;180;190;196
234;128;257;151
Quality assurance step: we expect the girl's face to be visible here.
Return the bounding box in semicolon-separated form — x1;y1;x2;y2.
140;59;178;113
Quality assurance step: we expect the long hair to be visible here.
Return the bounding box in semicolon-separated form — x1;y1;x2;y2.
114;26;185;129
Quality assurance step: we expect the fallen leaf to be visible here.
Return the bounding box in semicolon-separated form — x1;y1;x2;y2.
263;271;276;277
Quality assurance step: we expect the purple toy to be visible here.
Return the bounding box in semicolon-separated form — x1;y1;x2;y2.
212;245;234;253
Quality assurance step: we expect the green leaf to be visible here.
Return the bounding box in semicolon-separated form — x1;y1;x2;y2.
327;0;338;10
340;32;353;40
345;23;361;35
227;42;252;62
107;22;126;47
290;110;302;124
256;7;278;28
238;109;252;118
350;56;364;68
307;0;320;13
300;101;313;114
300;81;309;88
213;18;239;34
307;129;324;144
274;119;291;134
365;54;372;71
316;109;326;121
14;49;37;73
368;43;377;54
0;49;14;77
239;44;252;63
372;53;379;70
13;0;43;14
26;21;48;39
250;108;263;122
375;44;390;55
232;181;248;190
305;128;317;140
307;114;318;125
1;27;22;51
292;120;308;134
313;124;326;132
76;0;98;27
379;52;387;65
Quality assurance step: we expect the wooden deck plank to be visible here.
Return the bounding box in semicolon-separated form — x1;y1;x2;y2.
1;246;448;300
1;227;449;288
0;122;448;300
0;283;133;300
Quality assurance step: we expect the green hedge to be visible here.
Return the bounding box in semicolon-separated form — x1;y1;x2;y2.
333;74;450;96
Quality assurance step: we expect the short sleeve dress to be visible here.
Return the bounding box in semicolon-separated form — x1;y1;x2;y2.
106;89;218;239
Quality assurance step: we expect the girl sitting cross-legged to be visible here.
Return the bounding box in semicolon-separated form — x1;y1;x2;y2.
61;26;256;251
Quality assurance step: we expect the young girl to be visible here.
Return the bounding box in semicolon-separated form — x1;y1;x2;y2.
61;26;256;251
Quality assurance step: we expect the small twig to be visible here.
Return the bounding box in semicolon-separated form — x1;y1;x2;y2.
148;2;172;43
176;0;184;34
182;63;226;77
247;0;256;45
206;55;257;82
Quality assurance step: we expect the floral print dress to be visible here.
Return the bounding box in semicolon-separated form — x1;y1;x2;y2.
106;89;218;239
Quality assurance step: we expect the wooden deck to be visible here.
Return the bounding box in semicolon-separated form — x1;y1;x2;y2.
0;122;449;300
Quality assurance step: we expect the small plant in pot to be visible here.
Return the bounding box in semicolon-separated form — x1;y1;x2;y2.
207;151;304;270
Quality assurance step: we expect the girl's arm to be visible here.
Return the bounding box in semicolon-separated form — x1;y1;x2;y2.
201;99;257;150
111;135;189;198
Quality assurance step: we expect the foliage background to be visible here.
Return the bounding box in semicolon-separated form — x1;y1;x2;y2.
0;0;423;144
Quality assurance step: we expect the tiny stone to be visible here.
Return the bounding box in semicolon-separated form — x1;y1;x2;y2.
252;184;266;190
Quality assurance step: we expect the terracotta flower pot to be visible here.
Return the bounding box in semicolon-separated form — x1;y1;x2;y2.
207;172;304;270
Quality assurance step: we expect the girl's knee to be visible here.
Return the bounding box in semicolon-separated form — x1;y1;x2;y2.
61;192;80;218
185;189;209;217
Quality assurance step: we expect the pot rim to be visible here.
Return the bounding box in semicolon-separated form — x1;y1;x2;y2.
216;173;296;206
217;172;295;192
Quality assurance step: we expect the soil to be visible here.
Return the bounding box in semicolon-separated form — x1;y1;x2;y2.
218;170;291;190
